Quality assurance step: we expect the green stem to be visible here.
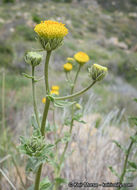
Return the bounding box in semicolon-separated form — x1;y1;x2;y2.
71;64;81;94
55;65;82;185
34;51;51;190
55;80;96;101
32;66;40;128
117;131;137;190
41;51;51;136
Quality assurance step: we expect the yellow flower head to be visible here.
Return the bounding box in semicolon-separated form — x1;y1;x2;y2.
74;51;89;65
50;90;59;95
89;64;108;81
63;63;73;72
52;85;60;91
34;20;68;39
42;97;46;104
34;20;68;51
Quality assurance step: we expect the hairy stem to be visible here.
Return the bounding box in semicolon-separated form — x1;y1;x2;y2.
32;66;40;128
71;64;81;94
55;80;96;101
118;131;137;190
34;51;51;190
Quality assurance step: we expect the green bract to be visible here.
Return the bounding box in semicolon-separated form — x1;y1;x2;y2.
38;36;63;51
25;51;42;67
89;63;108;81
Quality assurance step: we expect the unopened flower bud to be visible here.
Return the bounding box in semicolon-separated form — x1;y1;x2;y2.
25;52;42;67
75;103;82;110
89;64;108;81
66;57;75;64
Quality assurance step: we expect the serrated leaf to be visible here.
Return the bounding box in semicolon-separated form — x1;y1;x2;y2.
128;161;137;169
109;166;120;178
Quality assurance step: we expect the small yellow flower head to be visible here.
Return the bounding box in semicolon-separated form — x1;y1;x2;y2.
63;63;73;72
89;64;108;81
75;103;82;110
74;51;89;65
34;20;68;51
52;85;60;91
67;57;75;63
50;90;59;95
24;52;42;67
42;97;46;104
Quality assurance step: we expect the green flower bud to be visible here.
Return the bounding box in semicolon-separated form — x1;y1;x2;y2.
75;103;82;110
24;52;42;67
89;64;108;81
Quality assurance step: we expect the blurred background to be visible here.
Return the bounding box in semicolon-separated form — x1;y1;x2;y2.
0;0;137;189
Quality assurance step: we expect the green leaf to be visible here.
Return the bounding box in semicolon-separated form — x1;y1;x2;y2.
47;95;55;102
109;166;120;178
129;117;137;126
73;113;86;124
22;73;34;79
54;177;67;185
40;177;52;190
112;140;127;154
55;138;62;145
45;120;54;132
126;169;136;172
64;118;71;126
128;161;137;169
62;132;71;143
31;115;39;129
133;98;137;103
130;135;137;143
54;100;76;108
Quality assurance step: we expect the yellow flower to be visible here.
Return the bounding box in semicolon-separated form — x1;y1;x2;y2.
89;64;108;81
50;90;59;95
34;20;68;39
74;51;89;65
34;20;68;51
63;63;73;72
51;85;60;91
42;97;46;104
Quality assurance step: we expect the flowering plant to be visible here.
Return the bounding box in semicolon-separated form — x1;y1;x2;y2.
20;20;108;190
